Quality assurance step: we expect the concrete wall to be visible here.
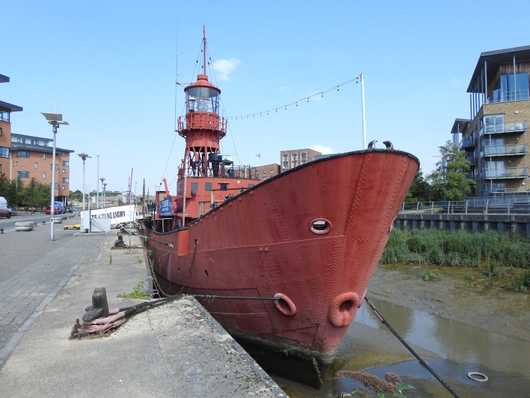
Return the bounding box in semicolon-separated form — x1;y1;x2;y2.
395;213;530;238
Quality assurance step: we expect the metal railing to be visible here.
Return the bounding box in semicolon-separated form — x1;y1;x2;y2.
461;136;474;149
488;89;530;104
481;121;528;135
482;144;527;157
400;199;530;215
483;167;528;179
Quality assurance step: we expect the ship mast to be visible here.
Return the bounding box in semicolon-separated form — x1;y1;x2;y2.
202;25;207;76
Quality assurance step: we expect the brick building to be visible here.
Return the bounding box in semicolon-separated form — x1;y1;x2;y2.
9;133;73;202
280;148;321;171
250;163;280;180
0;74;23;177
451;46;530;195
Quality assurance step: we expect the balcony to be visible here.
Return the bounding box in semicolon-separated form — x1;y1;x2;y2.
483;167;528;179
482;144;528;157
481;121;527;135
461;136;474;149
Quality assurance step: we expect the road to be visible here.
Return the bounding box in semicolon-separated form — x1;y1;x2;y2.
0;213;53;233
0;218;107;366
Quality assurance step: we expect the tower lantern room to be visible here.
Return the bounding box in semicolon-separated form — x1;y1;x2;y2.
177;27;228;178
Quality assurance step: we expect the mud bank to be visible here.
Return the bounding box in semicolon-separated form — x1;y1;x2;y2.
368;264;530;342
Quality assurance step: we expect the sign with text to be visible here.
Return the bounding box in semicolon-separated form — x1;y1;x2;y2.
80;205;137;230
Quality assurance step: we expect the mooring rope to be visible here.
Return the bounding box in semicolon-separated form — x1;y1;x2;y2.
364;297;461;398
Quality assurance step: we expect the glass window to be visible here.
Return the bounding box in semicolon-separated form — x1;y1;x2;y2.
17;170;29;178
0;111;10;122
219;183;228;191
63;160;69;167
17;151;30;158
493;72;529;102
0;127;3;136
42;172;47;179
483;115;504;133
185;87;220;113
191;182;198;194
205;182;212;191
63;177;69;183
0;147;9;158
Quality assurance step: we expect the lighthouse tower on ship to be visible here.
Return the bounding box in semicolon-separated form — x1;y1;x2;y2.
175;27;260;220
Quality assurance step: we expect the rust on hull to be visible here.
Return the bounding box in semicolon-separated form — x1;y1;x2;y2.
144;149;419;363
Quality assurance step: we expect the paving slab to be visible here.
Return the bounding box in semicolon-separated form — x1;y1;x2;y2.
0;233;286;397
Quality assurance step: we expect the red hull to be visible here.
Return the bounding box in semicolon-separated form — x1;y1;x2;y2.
144;149;418;362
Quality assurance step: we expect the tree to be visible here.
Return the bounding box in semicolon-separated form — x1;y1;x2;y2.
428;140;475;201
406;169;431;202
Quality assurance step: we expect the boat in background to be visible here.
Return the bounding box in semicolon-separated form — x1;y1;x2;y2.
142;28;419;364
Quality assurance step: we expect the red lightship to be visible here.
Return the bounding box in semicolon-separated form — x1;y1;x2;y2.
143;29;419;364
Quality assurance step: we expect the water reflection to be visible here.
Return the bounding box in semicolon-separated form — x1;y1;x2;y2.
276;297;530;397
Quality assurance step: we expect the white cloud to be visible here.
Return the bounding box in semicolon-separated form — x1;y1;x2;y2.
213;58;240;81
310;145;333;154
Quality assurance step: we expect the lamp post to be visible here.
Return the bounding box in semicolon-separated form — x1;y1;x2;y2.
96;155;100;208
41;113;69;241
102;181;107;208
78;153;91;211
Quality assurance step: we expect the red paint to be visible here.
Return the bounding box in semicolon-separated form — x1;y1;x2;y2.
145;29;419;363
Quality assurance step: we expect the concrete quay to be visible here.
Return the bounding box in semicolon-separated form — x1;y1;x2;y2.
0;231;286;397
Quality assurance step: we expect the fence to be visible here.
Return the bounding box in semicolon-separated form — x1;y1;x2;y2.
401;199;530;216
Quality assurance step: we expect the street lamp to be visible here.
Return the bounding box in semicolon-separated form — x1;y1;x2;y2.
102;180;107;208
41;112;69;241
78;153;91;211
96;155;100;208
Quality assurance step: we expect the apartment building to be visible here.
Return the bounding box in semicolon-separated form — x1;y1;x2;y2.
280;148;321;171
10;133;74;202
451;46;530;195
250;163;280;180
0;74;23;177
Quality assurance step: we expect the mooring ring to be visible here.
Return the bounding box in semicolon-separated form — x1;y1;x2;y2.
467;371;488;383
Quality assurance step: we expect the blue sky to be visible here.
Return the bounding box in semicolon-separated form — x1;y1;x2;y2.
2;1;529;193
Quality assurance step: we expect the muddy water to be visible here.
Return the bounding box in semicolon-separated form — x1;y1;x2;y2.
274;297;530;397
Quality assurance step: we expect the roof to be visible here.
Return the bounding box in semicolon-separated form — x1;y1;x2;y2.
11;142;74;154
12;133;53;142
467;45;530;92
451;118;470;135
0;74;9;83
0;100;23;112
184;74;221;93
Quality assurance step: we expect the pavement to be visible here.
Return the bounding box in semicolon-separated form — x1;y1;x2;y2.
0;216;105;362
0;230;286;397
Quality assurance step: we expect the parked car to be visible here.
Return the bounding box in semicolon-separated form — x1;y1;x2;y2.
0;196;12;218
44;201;66;215
0;207;12;218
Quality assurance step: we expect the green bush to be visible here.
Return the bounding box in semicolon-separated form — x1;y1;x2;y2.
382;229;530;269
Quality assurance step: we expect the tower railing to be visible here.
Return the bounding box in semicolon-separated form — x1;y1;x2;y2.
177;114;227;134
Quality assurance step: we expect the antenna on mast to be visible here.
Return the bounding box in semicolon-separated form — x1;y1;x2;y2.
202;25;207;75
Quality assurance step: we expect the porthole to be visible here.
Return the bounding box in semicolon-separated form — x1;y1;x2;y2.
310;218;331;235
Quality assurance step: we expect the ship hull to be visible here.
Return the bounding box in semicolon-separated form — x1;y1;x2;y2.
144;149;418;363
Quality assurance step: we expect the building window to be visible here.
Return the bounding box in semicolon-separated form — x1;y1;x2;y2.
282;161;288;168
0;111;10;122
301;152;307;162
63;177;69;183
0;147;9;158
191;182;198;195
17;151;30;158
219;183;228;191
63;160;69;167
492;72;529;102
483;115;504;134
205;182;212;191
0;127;3;136
42;172;47;179
33;162;39;169
17;170;29;179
